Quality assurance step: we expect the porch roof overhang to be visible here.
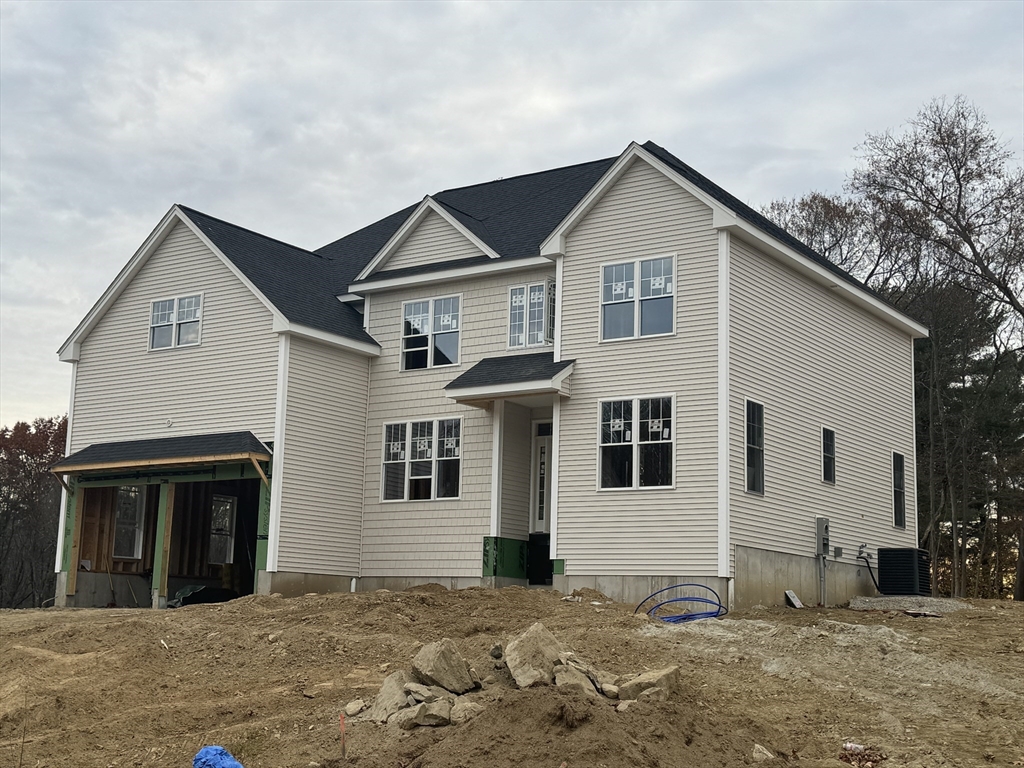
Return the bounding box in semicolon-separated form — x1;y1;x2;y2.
50;431;271;478
444;352;574;404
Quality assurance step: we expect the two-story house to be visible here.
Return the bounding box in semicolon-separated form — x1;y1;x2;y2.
51;141;927;610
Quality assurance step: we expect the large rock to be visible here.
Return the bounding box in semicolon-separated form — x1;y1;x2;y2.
450;699;485;724
404;682;452;703
412;638;476;694
554;665;599;699
390;704;424;730
368;670;416;723
505;623;567;688
617;666;682;701
416;699;452;726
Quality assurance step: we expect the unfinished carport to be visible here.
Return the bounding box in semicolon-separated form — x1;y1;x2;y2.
51;431;271;608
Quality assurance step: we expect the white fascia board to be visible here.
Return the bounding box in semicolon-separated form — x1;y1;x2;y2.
350;255;553;294
550;362;574;389
272;317;381;357
354;196;501;282
336;293;363;303
445;378;566;402
57;206;181;362
721;220;930;339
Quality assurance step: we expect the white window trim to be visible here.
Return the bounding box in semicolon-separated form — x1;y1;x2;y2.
507;280;555;350
148;292;204;352
892;451;906;529
744;397;765;496
595;393;676;492
380;416;463;502
113;485;146;560
597;254;677;345
400;293;463;370
821;425;837;485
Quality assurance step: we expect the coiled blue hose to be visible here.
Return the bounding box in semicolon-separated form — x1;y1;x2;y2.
634;583;728;623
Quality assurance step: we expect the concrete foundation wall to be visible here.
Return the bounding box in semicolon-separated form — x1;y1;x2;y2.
553;574;730;608
734;545;876;610
63;571;152;608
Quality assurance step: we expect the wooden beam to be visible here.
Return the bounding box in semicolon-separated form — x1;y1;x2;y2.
160;483;175;601
53;451;271;474
52;472;72;494
249;457;270;488
66;489;85;596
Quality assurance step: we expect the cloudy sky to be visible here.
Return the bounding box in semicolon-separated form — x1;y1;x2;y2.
1;0;1021;428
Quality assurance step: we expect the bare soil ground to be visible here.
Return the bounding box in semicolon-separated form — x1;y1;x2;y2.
1;586;1021;768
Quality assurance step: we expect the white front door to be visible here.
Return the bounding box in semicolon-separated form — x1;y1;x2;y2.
530;422;552;534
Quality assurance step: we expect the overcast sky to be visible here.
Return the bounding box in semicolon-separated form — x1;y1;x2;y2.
1;0;1021;428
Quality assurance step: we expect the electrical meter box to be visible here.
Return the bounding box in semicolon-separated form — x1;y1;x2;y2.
815;517;830;557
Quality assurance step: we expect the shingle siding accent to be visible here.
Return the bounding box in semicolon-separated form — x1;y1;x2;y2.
71;222;278;453
360;266;553;577
556;158;720;576
383;210;485;273
728;238;918;568
276;335;368;576
500;402;532;541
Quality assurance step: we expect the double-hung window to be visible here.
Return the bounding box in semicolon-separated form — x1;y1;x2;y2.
113;486;146;559
509;281;555;348
892;452;906;528
601;255;674;341
598;396;673;489
382;418;461;500
746;400;765;494
403;296;460;369
822;427;836;484
150;294;203;350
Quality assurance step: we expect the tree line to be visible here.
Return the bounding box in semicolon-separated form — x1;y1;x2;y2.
1;97;1020;607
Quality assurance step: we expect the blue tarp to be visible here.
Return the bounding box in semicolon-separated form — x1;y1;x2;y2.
193;746;244;768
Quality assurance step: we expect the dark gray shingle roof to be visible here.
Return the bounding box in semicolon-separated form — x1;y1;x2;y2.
446;352;574;390
52;431;269;471
177;206;377;346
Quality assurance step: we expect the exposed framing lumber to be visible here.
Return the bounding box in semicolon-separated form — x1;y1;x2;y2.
51;451;271;475
65;490;85;596
248;457;270;488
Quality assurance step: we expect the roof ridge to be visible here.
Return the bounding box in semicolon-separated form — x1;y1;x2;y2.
177;204;329;260
433;156;616;196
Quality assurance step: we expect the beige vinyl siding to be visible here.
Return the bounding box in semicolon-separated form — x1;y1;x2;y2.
383;210;485;272
557;158;720;576
276;336;369;575
71;221;278;453
500;402;532;540
728;237;918;568
361;266;553;577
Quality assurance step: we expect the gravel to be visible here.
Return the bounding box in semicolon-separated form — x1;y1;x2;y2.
848;595;974;612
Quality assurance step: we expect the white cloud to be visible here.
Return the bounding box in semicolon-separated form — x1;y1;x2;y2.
1;0;1021;425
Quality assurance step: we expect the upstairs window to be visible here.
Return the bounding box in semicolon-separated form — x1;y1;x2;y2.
599;396;673;489
150;294;202;350
382;417;461;501
746;400;765;494
822;427;836;484
403;296;460;369
601;255;674;341
892;452;906;528
509;281;555;348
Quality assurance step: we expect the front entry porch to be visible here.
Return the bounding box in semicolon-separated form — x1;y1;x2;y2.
444;351;573;588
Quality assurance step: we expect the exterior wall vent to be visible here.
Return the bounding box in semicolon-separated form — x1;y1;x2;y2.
877;548;931;596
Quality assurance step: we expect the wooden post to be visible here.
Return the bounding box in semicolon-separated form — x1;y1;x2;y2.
65;486;85;596
151;483;175;609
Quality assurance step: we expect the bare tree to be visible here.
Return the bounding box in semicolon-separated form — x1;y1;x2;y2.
850;96;1024;334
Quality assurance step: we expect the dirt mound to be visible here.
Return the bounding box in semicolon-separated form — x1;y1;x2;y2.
1;589;1022;767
